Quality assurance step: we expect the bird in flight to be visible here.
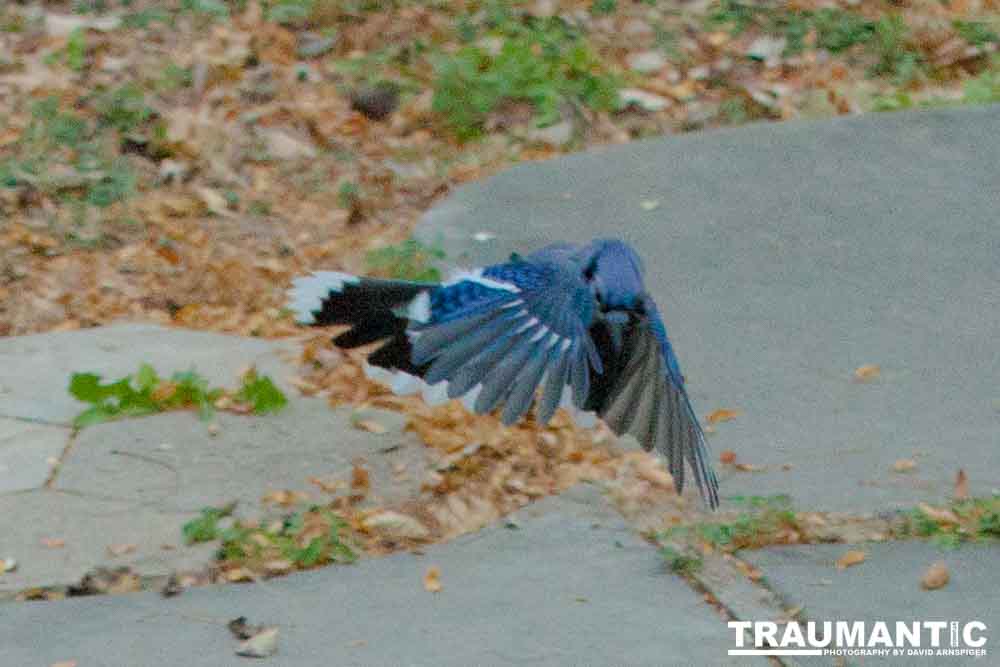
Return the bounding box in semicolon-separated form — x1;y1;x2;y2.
288;239;719;509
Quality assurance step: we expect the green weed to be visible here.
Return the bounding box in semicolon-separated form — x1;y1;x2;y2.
69;363;288;428
900;496;1000;547
953;20;1000;47
432;15;618;139
180;0;231;20
869;15;923;85
184;504;358;571
659;545;703;575
366;238;446;282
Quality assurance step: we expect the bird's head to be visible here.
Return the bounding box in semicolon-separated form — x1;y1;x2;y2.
579;239;647;313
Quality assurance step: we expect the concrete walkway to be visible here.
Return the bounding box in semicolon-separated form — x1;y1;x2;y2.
2;106;999;665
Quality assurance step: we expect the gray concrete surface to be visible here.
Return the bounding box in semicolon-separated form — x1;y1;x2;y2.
56;399;426;512
744;542;999;665
0;489;215;594
0;418;68;493
2;488;761;667
417;105;1000;513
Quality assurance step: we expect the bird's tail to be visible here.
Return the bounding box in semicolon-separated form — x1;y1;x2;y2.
287;271;434;375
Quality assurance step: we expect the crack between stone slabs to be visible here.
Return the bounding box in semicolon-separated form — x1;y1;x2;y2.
684;551;809;667
0;570;197;605
0;412;71;429
43;426;79;488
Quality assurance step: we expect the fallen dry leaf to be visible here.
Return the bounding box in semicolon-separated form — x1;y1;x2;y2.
853;364;881;382
423;565;442;593
917;502;960;525
921;562;950;590
351;464;371;496
261;489;310;506
719;450;737;465
892;458;917;473
836;550;866;570
354;419;388;434
50;662;77;667
41;538;65;549
706;408;741;425
106;543;137;557
733;463;764;472
954;469;969;501
362;511;431;540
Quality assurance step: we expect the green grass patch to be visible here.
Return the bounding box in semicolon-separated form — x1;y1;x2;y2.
69;364;288;428
869;15;923;85
183;503;358;571
0;96;145;212
659;495;801;554
432;14;618;139
659;544;703;575
366;237;446;282
898;496;1000;548
953;20;1000;47
873;58;1000;111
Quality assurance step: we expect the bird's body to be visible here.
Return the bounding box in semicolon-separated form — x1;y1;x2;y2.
289;239;719;509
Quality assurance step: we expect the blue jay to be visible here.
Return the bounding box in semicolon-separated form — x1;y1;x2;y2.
289;239;719;509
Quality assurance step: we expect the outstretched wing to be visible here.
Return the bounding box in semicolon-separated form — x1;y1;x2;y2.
412;260;600;426
586;296;719;509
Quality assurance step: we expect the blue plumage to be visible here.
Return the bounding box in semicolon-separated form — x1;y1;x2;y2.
289;239;719;509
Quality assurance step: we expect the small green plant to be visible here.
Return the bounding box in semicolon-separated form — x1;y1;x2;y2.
94;83;153;135
337;181;361;210
234;368;288;415
48;27;89;72
809;8;875;54
121;7;174;29
69;364;288;428
901;496;1000;547
952;20;1000;47
184;504;358;571
589;0;617;16
266;0;314;25
707;3;875;56
707;0;757;35
432;16;618;138
869;15;922;85
719;98;749;125
183;503;237;544
660;495;800;553
181;0;230;19
961;64;1000;105
366;238;446;282
1;96;140;212
659;545;703;575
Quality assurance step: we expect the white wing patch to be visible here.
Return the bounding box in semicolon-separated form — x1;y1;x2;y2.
443;268;520;293
288;271;359;324
392;290;431;324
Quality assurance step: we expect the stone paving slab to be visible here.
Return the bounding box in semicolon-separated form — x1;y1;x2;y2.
0;320;433;591
56;399;426;513
417;105;1000;513
0;489;215;594
0;323;299;426
2;486;764;667
743;542;999;665
0;399;427;590
0;417;69;493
